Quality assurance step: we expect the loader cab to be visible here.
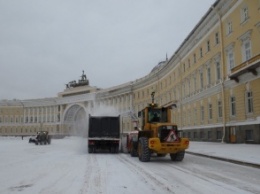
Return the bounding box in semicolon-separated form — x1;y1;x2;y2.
148;107;168;123
138;104;171;130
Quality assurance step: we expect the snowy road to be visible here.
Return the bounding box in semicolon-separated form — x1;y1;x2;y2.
0;137;259;194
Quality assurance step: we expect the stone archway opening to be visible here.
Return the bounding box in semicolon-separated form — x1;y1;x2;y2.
63;104;88;137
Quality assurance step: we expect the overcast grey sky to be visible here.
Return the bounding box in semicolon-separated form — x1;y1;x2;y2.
0;0;215;100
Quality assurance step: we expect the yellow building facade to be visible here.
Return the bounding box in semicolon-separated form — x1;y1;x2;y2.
1;0;260;143
130;0;260;143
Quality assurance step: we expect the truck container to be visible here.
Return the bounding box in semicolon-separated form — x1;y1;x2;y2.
88;115;120;153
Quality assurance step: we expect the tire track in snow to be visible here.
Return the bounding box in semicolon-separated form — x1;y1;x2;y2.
80;154;107;194
154;155;260;194
116;154;175;194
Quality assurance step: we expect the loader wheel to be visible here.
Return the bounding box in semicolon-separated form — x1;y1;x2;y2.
170;151;185;161
138;137;150;162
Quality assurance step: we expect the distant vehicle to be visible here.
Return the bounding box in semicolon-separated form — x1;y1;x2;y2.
88;115;120;153
29;131;51;145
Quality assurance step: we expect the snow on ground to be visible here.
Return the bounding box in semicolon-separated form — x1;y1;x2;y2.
0;136;260;194
188;141;260;165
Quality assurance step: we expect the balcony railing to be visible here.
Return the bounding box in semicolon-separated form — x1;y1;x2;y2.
229;53;260;82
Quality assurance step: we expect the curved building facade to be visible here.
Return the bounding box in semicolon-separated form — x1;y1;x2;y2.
1;0;260;143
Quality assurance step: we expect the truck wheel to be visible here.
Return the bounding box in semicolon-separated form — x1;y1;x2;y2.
114;146;119;153
130;142;138;157
170;151;185;161
88;146;96;153
110;146;114;153
138;137;150;162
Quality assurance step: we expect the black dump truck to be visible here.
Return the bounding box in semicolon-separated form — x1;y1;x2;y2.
88;115;120;153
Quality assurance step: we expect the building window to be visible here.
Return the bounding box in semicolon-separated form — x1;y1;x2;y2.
218;100;222;118
193;75;197;92
243;39;251;62
208;131;212;139
188;112;191;125
227;21;232;35
216;131;222;140
246;91;253;114
216;61;221;80
194;108;197;125
227;49;235;73
208;103;213;120
207;67;211;85
207;40;210;52
200;47;203;58
245;130;253;141
194;132;197;139
200;131;204;139
183;83;186;97
215;32;219;44
200;71;203;89
201;106;204;121
193;53;197;63
230;96;236;116
241;6;249;23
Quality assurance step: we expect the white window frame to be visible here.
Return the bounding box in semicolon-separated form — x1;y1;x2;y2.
226;21;232;35
225;43;235;75
243;39;251;62
228;50;235;70
240;5;249;23
239;30;252;62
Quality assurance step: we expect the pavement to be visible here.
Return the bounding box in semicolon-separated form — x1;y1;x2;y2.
186;141;260;168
